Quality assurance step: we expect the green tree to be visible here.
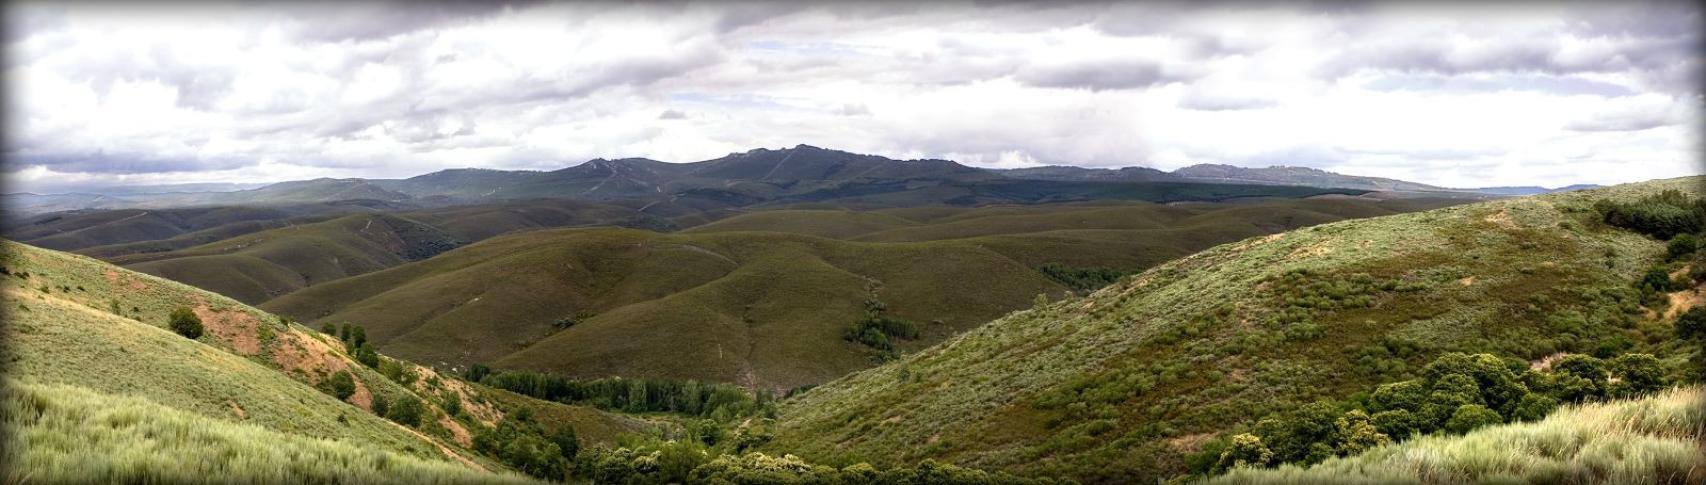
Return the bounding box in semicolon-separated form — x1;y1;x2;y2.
1444;404;1503;434
1610;353;1669;397
1509;393;1558;422
1668;233;1700;260
1214;433;1272;472
354;342;380;368
349;324;368;348
328;370;356;401
1367;380;1426;414
1333;410;1391;456
1551;354;1609;401
168;307;203;339
550;426;579;460
1370;409;1424;440
387;396;424;426
1254;401;1340;464
1676;307;1706;341
320;322;335;335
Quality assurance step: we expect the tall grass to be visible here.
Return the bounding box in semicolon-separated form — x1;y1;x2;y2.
1;380;541;485
1209;387;1706;484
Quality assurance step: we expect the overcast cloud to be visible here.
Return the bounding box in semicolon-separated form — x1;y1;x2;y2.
4;0;1701;193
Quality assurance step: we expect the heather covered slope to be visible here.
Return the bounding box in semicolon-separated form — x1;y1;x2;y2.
766;177;1705;482
1210;386;1705;484
0;240;654;481
262;197;1462;391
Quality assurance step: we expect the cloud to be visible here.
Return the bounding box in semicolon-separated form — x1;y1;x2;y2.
2;1;1700;193
1015;58;1190;91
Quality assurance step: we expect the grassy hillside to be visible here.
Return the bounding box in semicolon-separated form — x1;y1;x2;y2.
262;227;1062;390
262;197;1463;392
0;239;656;481
766;177;1705;482
2;381;539;485
106;213;462;304
1210;386;1705;484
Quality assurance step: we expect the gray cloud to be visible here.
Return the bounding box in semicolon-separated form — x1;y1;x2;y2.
4;1;1699;191
1015;58;1189;90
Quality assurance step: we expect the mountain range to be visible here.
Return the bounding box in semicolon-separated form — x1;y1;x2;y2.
10;145;1598;216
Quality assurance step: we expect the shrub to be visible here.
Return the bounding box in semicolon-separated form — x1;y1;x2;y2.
1370;409;1423;440
354;343;379;368
1444;404;1503;434
550;426;579;460
1253;401;1340;464
1668;234;1701;260
1215;433;1272;471
1609;353;1669;397
168;307;203;339
320;322;336;335
386;396;424;427
328;371;356;401
1677;307;1706;341
1509;393;1558;422
464;363;492;383
1333;410;1391;456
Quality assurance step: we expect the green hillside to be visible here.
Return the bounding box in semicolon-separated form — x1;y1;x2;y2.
765;177;1706;482
0;239;657;482
260;197;1463;392
106;213;462;304
1210;386;1705;484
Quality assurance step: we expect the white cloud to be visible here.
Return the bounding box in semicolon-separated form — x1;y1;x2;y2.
3;0;1700;193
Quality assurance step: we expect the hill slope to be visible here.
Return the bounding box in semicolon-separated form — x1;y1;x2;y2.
262;197;1463;391
766;177;1704;482
1210;386;1705;484
0;239;654;481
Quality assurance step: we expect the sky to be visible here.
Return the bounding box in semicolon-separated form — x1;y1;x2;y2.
4;0;1702;194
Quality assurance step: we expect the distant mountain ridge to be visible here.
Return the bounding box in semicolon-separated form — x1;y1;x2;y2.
13;145;1568;215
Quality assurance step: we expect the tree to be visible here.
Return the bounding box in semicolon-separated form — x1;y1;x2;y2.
1367;380;1426;413
1610;353;1668;397
349;324;367;348
1508;393;1558;422
1333;410;1391;456
354;342;380;368
1254;401;1340;464
1551;354;1609;401
1444;404;1503;434
372;394;389;417
387;395;424;426
1214;433;1272;472
320;322;336;335
1668;233;1701;260
168;307;203;339
551;426;580;460
464;363;492;383
338;323;350;342
1677;307;1706;341
328;370;356;401
1370;409;1423;440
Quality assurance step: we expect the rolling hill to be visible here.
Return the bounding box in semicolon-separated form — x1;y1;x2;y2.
763;176;1705;482
0;239;657;482
259;196;1466;391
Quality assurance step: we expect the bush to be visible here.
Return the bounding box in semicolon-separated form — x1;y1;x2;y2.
1609;353;1669;397
386;396;424;427
1333;410;1390;456
328;371;356;401
1668;234;1701;260
1215;433;1272;471
1509;393;1558;422
1677;307;1706;341
550;426;579;460
168;307;203;339
1444;404;1503;434
354;343;379;368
